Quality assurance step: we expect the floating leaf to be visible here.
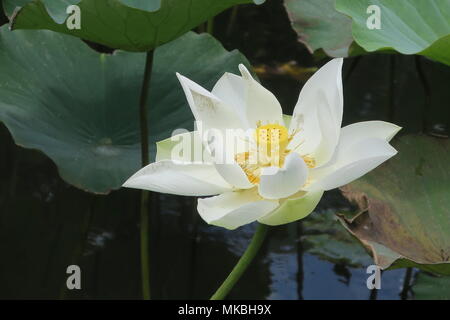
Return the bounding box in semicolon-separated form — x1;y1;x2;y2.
7;0;263;52
336;0;450;66
0;27;250;193
284;0;353;57
337;135;450;275
413;272;450;300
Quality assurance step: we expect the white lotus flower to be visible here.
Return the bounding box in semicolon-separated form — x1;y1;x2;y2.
123;58;400;230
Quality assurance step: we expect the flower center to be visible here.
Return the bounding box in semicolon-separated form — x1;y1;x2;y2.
255;123;289;166
235;122;316;185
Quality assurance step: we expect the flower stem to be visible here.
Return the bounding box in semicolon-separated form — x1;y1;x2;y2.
388;55;396;122
206;18;214;35
415;56;430;133
139;51;154;166
226;6;239;37
210;223;269;300
139;50;154;300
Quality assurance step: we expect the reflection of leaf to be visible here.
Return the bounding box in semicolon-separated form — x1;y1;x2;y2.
8;0;259;52
413;272;450;300
336;0;450;66
0;27;250;193
337;135;450;275
303;207;372;267
284;0;353;57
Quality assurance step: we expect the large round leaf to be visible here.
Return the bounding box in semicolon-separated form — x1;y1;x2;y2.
6;0;263;52
337;135;450;275
284;0;353;57
336;0;450;66
0;26;251;193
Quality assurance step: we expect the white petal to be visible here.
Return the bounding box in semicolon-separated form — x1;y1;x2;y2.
307;137;398;191
339;120;401;144
258;153;308;200
197;188;279;230
176;73;244;130
287;106;322;156
238;64;283;127
258;190;324;226
324;120;401;167
123;160;231;196
202;126;254;189
289;58;344;165
156;130;213;163
310;97;339;165
211;72;248;126
214;163;254;189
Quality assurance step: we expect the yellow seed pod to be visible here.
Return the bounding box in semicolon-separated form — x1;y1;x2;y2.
255;124;289;165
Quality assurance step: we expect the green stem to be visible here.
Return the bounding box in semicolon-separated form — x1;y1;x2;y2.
139;51;154;165
415;56;430;133
206;18;214;35
139;51;154;300
210;223;268;300
388;55;396;122
226;6;239;37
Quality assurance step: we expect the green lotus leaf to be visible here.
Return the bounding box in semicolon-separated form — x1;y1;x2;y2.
0;26;251;193
338;135;450;275
114;0;161;12
119;0;263;11
284;0;353;57
336;0;450;66
6;0;264;52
